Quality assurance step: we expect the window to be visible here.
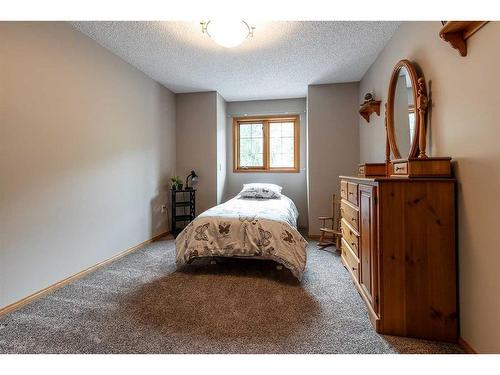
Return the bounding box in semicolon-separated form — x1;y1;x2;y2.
233;115;299;172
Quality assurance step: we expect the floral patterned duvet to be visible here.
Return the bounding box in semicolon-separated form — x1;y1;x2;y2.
175;195;308;280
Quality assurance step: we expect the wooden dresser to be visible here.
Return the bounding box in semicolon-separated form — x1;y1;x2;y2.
339;176;457;342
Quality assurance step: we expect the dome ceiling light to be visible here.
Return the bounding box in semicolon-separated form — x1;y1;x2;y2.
201;20;255;48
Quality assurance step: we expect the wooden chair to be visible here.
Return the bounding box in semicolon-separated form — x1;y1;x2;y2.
318;194;342;251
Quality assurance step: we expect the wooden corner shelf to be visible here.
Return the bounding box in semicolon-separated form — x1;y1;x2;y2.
359;100;381;123
439;21;488;57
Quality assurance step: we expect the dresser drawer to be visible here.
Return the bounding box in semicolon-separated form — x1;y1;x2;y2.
341;218;359;257
341;200;359;231
341;238;359;281
393;161;408;175
340;181;348;200
347;182;358;205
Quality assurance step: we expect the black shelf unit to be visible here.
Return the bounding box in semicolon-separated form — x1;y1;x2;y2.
171;189;196;237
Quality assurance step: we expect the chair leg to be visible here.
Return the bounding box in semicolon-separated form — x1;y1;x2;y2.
318;231;325;248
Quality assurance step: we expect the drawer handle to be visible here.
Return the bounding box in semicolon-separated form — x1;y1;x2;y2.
351;242;356;247
396;165;405;171
351;217;356;222
348;191;353;195
352;267;357;271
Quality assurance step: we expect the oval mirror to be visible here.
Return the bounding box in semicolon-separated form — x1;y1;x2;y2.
386;59;427;159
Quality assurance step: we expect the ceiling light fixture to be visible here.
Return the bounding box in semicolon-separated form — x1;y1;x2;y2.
201;20;255;48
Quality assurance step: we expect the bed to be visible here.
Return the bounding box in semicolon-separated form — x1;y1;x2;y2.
175;184;308;280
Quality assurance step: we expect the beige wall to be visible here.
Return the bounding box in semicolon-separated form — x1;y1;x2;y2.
0;22;176;309
307;83;360;236
359;21;500;353
225;98;308;228
216;93;227;204
175;92;218;214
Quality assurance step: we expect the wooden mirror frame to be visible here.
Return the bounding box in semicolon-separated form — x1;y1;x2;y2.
386;59;428;160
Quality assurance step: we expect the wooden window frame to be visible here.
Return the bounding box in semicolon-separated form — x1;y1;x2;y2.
233;115;300;173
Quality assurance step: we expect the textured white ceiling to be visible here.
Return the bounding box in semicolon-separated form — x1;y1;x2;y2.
71;21;400;101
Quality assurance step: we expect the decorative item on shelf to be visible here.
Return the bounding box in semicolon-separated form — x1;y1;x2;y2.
170;176;183;191
439;21;489;57
185;170;198;190
359;92;382;123
201;20;255;48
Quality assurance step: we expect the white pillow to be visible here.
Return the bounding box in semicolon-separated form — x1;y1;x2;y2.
239;183;283;199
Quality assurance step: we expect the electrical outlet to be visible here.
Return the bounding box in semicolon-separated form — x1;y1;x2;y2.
161;205;167;213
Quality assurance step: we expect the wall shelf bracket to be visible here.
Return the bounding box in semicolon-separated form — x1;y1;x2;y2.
439;21;488;57
359;100;381;123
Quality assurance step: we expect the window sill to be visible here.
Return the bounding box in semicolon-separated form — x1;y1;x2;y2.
233;168;300;173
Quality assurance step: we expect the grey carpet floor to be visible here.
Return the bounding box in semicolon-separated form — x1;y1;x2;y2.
0;238;462;354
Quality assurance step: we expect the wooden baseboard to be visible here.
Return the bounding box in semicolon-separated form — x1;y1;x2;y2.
458;336;478;354
0;231;169;317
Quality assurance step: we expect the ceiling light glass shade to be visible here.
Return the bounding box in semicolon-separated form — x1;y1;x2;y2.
204;20;252;48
